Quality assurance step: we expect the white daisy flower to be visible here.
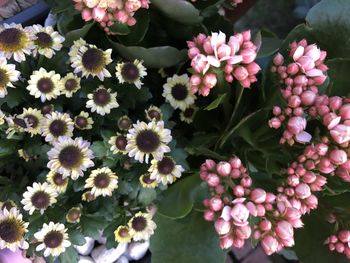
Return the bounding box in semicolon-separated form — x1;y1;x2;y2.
0;207;29;251
47;136;95;180
69;38;112;81
128;212;156;241
114;225;132;244
108;133;128;154
86;86;119;116
162;74;196;111
115;59;147;89
0;57;20;98
0;23;34;62
117;115;132;131
29;24;64;59
66;207;81;223
60;73;81;98
139;174;158;189
180;105;197;124
126;120;172;163
148;156;184;185
34;222;71;257
74;111;94;130
42;111;74;143
145;105;162;122
84;167;118;197
21;182;58;215
46;171;69;193
19;107;44;136
26;68;62;102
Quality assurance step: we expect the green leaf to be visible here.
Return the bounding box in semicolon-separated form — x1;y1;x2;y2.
306;0;350;59
109;41;187;68
257;37;283;58
326;58;350;97
138;188;157;206
58;247;79;263
185;146;227;160
158;175;202;219
294;211;348;263
69;229;86;246
91;141;108;159
204;93;227;111
64;22;95;46
80;215;108;239
150;211;226;263
0;139;17;157
151;0;202;25
110;22;130;35
0;88;25;108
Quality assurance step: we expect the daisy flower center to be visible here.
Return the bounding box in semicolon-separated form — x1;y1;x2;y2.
0;28;26;52
0;219;23;243
37;78;54;94
64;79;78;91
82;48;105;73
147;110;161;121
49;120;66;137
35;32;53;48
184;108;195;118
93;89;111;106
142;174;156;184
31;191;50;209
41;104;53;115
171;84;188;101
1;201;15;211
75;116;88;128
118;227;129;237
0;68;9;88
131;216;147;231
67;209;80;222
94;173;110;188
118;118;132;130
136;130;161;153
121;63;139;81
115;135;127;151
53;173;66;186
24;114;39;128
157;157;175;174
44;231;63;248
58;146;82;168
13;117;27;128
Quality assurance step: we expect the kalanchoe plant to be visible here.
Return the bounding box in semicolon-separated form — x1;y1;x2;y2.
0;0;350;262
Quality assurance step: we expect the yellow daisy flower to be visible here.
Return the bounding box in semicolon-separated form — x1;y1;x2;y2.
84;167;118;197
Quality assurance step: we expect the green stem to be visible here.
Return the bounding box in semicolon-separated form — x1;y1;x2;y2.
37;55;44;68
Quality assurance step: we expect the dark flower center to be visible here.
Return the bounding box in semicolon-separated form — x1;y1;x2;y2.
35;32;53;48
142;174;155;184
131;216;147;232
75;116;88;128
82;48;104;72
58;146;82;168
118;227;129;237
13;117;27;128
44;231;63;248
184;108;194;118
136;130;160;153
157;157;175;175
0;28;24;51
1;201;15;211
93;89;111;106
0;69;9;88
115;135;127;151
118;117;132;130
31;191;50;209
24;114;39;128
121;63;139;82
49;120;66;137
53;173;66;186
171;84;188;101
67;209;80;222
64;79;78;91
147;110;161;121
37;78;54;93
41;104;53;115
0;219;23;243
94;173;110;188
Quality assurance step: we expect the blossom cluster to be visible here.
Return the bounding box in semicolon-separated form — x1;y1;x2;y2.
73;0;150;33
268;39;328;145
324;230;350;259
187;31;261;96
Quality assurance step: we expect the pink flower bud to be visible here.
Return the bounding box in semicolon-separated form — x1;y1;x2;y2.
288;95;301;108
340;104;350;120
207;173;220;187
301;90;316;106
205;159;216;170
232;237;245;248
240;48;257;64
265;193;276;203
215;185;225;195
209;197;223;211
287;63;299;75
261;235;279;255
240;177;252;188
217;44;231;59
214;217;231;235
246;62;261;75
236;224;252;239
188;47;200;59
335;243;345;253
287;116;306;135
203;73;217;88
330;149;348;165
338;230;350;243
191;54;209;73
330;124;350;144
81;8;93;21
273;53;284;66
216;161;232;176
294;75;308;85
203;210;215;221
233;185;245;197
230;203;249;226
297;56;315;71
250;188;266;204
259;219;272;231
246;201;257;216
295;183;311;199
276;220;294;240
220;235;234;249
304;194;318;210
268;117;281;129
256;204;266;216
233;66;249;81
229;157;241;169
92;7;106;22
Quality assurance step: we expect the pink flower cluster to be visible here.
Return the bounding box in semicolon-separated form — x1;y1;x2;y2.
200;157;304;255
324;230;350;259
269;39;328;145
73;0;150;33
187;31;261;96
